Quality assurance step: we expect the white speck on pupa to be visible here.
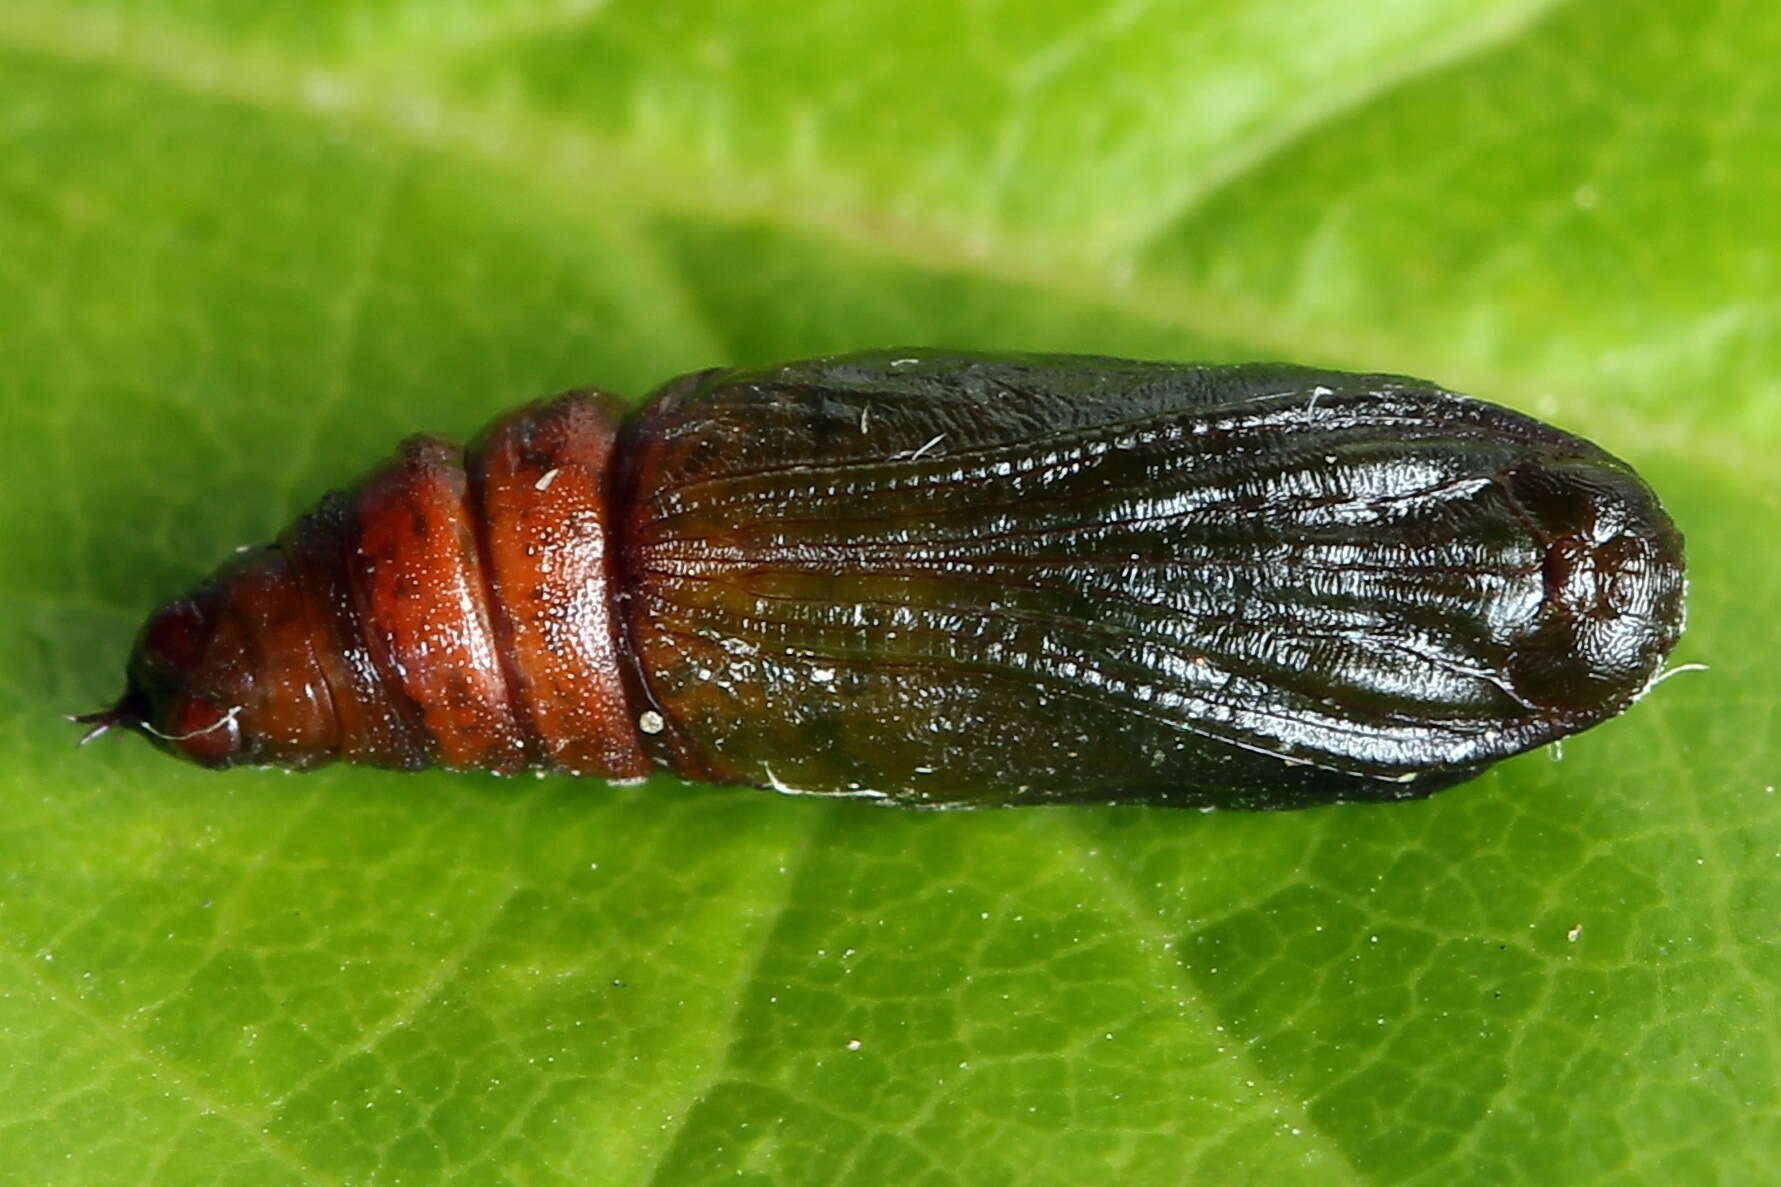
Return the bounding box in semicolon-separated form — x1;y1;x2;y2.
637;711;665;735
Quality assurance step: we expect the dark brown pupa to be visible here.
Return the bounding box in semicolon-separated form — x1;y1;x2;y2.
78;350;1686;809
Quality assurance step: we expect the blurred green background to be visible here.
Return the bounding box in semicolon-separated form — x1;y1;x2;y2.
2;1;1776;1183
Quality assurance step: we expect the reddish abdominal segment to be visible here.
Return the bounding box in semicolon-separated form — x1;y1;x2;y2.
116;393;652;777
472;394;651;778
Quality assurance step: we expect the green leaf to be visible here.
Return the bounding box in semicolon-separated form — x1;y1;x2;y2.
2;1;1774;1182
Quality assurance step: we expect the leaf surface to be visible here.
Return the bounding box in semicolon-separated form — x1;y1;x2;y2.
1;1;1774;1182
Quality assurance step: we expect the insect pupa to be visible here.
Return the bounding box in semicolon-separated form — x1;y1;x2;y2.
78;351;1686;809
